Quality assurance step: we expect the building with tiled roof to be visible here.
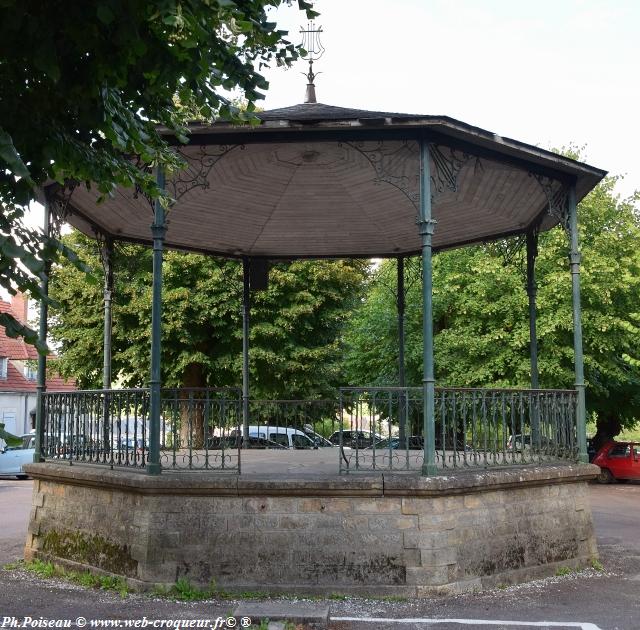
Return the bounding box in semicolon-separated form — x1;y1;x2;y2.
0;293;75;436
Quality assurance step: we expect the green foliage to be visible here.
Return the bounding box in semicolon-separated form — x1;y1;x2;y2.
0;0;316;346
344;177;640;441
50;231;368;396
25;559;56;579
0;424;22;447
20;560;130;596
170;577;212;601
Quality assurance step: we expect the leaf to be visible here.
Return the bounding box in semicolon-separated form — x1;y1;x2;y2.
0;313;48;354
96;4;114;25
0;129;33;182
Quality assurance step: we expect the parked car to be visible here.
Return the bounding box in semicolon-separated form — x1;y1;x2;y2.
0;433;35;479
367;436;424;450
434;435;469;451
507;434;531;452
328;430;382;449
301;426;335;447
207;434;288;450
228;426;319;449
116;437;146;453
592;441;640;483
507;433;553;452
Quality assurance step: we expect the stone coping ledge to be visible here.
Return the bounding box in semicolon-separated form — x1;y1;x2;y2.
24;462;599;497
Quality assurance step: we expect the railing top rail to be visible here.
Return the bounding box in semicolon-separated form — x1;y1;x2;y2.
43;387;243;395
43;388;149;395
436;388;578;394
44;387;578;397
249;399;338;404
339;386;577;394
160;387;242;392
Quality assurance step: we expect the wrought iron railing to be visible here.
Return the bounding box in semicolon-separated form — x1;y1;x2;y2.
338;387;579;472
40;387;578;474
41;388;241;471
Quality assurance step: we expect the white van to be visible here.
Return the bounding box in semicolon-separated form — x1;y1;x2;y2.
232;425;318;449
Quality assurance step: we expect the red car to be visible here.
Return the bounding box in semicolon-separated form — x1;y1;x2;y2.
592;441;640;483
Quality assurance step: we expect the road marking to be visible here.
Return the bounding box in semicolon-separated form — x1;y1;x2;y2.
330;617;602;629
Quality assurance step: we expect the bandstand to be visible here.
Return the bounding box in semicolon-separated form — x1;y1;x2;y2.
24;92;605;595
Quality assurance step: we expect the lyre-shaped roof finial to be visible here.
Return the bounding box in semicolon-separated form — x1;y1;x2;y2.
299;21;325;103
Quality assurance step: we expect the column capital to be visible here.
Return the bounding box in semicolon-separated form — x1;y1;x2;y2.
417;217;437;236
150;223;167;239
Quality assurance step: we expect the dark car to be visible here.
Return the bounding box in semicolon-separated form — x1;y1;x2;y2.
367;436;424;450
592;441;640;483
328;430;381;449
207;435;288;450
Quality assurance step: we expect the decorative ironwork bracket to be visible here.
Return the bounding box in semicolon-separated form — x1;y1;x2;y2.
131;158;155;211
429;144;481;198
168;145;242;201
531;174;569;231
344;140;420;208
342;142;482;214
44;181;77;238
94;229;114;293
133;182;154;210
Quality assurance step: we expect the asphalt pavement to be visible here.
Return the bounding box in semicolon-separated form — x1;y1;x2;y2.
1;479;639;630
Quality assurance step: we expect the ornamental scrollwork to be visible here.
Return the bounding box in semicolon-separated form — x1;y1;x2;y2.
132;158;155;210
93;229;114;291
531;173;569;231
428;144;482;197
168;144;242;201
44;181;77;238
343;140;420;209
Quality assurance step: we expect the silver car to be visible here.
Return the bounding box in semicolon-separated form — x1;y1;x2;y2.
0;434;35;479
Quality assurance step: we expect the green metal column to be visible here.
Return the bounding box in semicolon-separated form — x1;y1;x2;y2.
242;257;250;445
147;169;166;475
101;237;114;453
397;256;407;445
526;230;539;390
526;229;540;443
568;184;588;462
419;140;438;476
33;195;51;463
102;237;114;390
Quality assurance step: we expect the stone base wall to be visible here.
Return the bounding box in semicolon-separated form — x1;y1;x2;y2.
23;463;598;597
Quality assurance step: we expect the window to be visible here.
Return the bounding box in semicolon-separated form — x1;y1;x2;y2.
292;434;313;449
609;444;631;458
269;433;289;447
0;357;7;379
24;362;37;380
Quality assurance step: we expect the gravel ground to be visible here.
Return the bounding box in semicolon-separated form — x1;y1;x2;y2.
1;544;636;629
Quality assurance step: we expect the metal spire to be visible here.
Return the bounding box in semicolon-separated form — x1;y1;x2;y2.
299;21;325;103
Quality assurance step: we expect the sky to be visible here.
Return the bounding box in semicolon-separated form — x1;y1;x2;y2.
258;0;639;200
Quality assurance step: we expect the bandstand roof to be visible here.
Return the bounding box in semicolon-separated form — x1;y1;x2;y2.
65;102;606;259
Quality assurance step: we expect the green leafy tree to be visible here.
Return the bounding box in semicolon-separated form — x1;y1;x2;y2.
50;231;368;400
0;0;316;343
344;178;640;446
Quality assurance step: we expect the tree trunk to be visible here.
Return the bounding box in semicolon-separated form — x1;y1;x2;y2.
592;412;623;452
179;363;206;449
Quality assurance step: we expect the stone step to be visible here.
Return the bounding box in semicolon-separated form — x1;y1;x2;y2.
232;602;329;629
